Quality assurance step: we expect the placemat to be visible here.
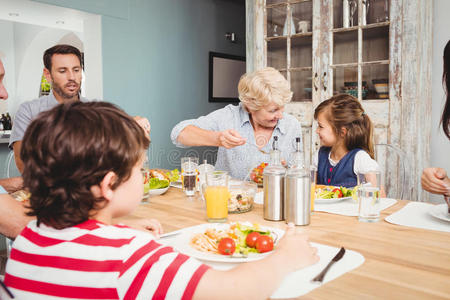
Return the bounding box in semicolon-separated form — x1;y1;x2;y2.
385;202;450;233
160;225;365;299
314;198;397;216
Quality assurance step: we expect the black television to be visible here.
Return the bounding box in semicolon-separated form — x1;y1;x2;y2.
209;51;246;103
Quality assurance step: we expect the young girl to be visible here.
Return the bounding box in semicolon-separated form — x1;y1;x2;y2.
313;94;379;188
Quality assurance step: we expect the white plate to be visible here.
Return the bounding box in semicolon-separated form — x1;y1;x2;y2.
428;204;450;222
173;223;284;263
315;196;352;204
146;186;169;197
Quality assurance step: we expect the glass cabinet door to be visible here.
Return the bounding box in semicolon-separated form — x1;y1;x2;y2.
265;0;313;102
330;0;390;101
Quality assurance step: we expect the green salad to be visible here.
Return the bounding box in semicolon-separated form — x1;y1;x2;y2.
143;169;179;194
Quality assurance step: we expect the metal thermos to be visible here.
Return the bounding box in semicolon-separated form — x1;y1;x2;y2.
285;170;311;225
263;136;286;221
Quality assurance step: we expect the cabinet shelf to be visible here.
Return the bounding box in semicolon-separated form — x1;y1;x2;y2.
332;21;390;34
289;66;312;72
266;0;311;8
331;60;389;68
266;36;287;42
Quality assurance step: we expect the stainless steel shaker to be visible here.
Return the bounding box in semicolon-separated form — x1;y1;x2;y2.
285;169;310;225
263;136;286;221
263;170;285;221
284;137;310;225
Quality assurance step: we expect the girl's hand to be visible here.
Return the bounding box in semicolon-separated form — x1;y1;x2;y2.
218;129;246;149
275;223;319;271
421;167;450;195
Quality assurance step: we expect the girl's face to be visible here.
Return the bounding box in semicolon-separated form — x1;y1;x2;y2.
250;103;284;128
316;112;338;147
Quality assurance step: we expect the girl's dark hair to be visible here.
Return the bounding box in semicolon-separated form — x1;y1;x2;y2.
441;40;450;139
314;94;375;159
21;101;150;229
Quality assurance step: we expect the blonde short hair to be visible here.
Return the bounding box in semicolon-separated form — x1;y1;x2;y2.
238;67;293;111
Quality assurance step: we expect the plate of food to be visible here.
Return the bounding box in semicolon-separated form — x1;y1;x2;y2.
428;204;450;222
173;222;283;263
249;162;268;187
314;185;355;204
143;169;179;198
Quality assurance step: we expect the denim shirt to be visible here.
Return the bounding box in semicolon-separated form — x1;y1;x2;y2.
171;103;302;180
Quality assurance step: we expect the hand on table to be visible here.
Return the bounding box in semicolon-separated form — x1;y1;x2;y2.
421;167;450;195
116;218;163;238
218;129;246;149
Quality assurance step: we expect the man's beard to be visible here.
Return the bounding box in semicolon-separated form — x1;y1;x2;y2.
51;80;80;100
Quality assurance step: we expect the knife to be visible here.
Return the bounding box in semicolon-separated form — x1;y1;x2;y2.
311;247;346;283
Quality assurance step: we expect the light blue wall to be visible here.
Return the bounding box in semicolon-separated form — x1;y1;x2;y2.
28;0;246;169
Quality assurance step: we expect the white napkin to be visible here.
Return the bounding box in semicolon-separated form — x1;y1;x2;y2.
185;243;364;299
385;202;450;233
160;225;365;299
314;198;397;216
254;191;264;204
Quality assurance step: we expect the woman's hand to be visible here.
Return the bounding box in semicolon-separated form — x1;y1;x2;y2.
218;129;246;149
421;167;450;195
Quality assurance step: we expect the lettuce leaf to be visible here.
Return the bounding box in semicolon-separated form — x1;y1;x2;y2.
166;169;180;182
148;178;169;190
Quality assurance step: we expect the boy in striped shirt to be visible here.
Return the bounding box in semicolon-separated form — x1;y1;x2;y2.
4;101;318;299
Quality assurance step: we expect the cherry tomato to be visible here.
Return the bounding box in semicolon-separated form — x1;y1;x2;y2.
255;235;274;253
332;188;343;198
245;232;261;248
218;238;236;255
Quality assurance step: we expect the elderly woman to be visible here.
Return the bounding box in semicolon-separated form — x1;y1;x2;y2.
171;67;302;179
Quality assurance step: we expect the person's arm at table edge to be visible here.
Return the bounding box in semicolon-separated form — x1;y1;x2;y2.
0;194;32;238
0;176;23;193
12;141;24;174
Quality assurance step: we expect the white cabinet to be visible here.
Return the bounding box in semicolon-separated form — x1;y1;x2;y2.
246;0;433;201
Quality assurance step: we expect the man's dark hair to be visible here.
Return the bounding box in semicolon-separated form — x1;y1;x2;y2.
43;44;82;71
21;101;150;229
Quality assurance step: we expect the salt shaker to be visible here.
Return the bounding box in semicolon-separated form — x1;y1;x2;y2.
263;136;286;221
284;137;310;225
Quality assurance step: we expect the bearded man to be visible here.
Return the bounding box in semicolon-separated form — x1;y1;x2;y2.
10;45;150;172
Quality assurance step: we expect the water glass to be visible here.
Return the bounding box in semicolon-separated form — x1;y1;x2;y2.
181;157;199;196
310;167;317;213
203;171;229;223
357;171;382;222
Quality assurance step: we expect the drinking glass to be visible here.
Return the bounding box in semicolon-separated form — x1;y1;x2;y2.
310;167;317;213
357;171;382;222
203;171;229;223
181;157;199;196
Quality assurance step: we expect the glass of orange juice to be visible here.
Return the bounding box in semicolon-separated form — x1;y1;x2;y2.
203;171;229;223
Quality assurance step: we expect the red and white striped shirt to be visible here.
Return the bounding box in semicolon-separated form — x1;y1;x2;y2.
4;220;209;300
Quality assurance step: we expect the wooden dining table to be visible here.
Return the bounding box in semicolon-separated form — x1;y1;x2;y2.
121;187;450;299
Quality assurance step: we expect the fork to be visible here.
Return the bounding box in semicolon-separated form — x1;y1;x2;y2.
248;143;270;155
